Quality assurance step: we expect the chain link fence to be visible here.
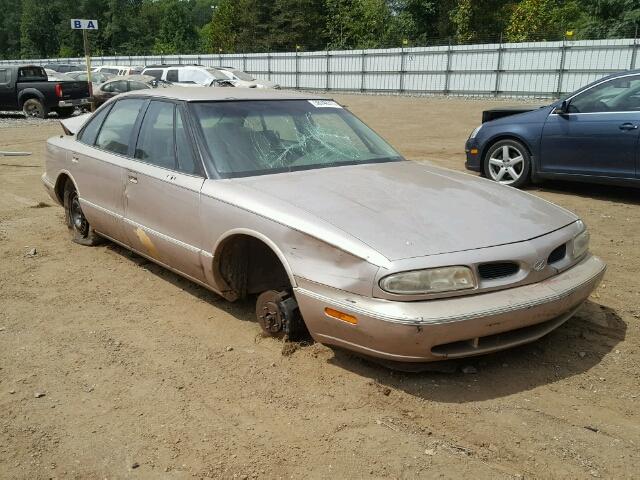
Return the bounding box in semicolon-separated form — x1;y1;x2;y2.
2;38;639;98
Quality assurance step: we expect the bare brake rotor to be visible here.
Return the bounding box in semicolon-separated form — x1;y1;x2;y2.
256;290;306;340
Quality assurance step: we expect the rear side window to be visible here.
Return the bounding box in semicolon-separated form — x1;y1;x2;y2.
18;67;46;80
96;99;145;155
135;101;176;169
0;69;10;84
103;80;127;93
78;104;113;146
167;69;179;82
144;69;163;80
128;81;149;91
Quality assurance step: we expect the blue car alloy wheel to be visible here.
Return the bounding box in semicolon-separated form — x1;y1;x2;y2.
484;139;531;188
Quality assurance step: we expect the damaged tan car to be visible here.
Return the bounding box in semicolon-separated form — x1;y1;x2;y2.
42;88;605;363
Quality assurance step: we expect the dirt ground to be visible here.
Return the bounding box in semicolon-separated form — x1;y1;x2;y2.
1;94;638;480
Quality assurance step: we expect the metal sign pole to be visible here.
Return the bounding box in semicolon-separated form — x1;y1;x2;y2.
83;29;94;111
72;19;98;112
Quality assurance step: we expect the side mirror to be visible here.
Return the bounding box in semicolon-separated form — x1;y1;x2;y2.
554;100;570;115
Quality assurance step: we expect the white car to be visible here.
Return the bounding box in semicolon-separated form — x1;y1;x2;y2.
215;66;280;89
141;65;234;88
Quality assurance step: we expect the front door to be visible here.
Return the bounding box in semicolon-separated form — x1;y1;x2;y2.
0;68;15;109
540;74;640;179
122;100;207;282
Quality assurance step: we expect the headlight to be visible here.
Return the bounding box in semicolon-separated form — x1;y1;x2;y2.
379;266;476;295
469;125;482;139
572;224;590;259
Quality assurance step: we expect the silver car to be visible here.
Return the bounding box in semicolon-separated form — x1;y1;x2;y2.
42;88;605;364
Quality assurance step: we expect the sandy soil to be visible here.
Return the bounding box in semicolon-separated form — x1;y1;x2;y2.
0;95;638;479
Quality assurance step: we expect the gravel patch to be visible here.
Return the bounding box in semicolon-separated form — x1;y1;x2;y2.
0;110;86;129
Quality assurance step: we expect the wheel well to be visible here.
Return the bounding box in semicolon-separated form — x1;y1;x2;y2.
19;94;41;108
212;234;291;302
480;136;532;176
54;173;72;204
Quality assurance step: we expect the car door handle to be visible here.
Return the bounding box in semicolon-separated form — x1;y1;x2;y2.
71;155;79;163
128;174;138;184
619;123;638;131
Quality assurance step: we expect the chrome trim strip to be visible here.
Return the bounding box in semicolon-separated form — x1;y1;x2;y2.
295;260;605;326
80;198;123;219
549;71;640;116
549;111;640;116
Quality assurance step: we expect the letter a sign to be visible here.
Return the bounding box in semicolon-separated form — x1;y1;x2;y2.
71;19;99;30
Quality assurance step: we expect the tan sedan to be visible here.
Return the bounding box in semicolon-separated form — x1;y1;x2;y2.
42;88;605;364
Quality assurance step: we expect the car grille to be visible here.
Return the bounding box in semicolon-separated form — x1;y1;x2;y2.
477;262;519;280
547;243;567;264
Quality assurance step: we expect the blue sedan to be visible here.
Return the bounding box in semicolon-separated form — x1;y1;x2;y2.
465;70;640;188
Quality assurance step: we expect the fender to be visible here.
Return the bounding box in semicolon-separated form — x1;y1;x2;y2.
54;169;80;204
18;88;46;107
211;227;297;289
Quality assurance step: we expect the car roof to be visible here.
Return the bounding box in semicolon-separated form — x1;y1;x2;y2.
118;87;329;102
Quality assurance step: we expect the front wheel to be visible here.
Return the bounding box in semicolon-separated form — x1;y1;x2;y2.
483;139;531;188
63;180;102;246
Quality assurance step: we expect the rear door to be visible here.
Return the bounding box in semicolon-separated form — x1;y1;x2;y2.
71;98;147;243
540;74;640;179
122;100;207;281
0;68;15;109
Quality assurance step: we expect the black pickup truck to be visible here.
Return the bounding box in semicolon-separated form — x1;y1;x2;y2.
0;64;91;118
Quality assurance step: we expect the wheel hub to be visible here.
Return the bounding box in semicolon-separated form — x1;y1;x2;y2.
256;290;288;336
256;290;305;339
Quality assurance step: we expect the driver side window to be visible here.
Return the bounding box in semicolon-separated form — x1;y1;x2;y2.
570;75;640;113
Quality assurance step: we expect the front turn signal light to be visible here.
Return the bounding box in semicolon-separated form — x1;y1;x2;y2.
325;307;358;325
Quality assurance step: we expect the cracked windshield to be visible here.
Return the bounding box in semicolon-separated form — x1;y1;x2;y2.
191;100;402;177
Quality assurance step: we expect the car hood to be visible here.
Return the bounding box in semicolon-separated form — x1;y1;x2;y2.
232;161;577;261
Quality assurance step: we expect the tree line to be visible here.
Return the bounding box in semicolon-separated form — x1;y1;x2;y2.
0;0;638;60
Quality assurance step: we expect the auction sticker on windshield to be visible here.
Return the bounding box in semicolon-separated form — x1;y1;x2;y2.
308;100;342;108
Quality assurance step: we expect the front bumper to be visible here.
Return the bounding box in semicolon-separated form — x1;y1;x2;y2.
465;137;481;172
58;98;90;108
295;254;605;362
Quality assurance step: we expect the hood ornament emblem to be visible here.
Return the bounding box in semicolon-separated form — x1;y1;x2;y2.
533;259;546;271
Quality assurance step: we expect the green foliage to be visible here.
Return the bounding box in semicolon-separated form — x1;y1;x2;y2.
0;0;638;59
450;0;475;43
505;0;555;41
324;0;398;49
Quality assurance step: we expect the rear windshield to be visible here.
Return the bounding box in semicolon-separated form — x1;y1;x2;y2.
206;68;228;80
18;66;47;81
231;69;254;81
190;100;402;178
